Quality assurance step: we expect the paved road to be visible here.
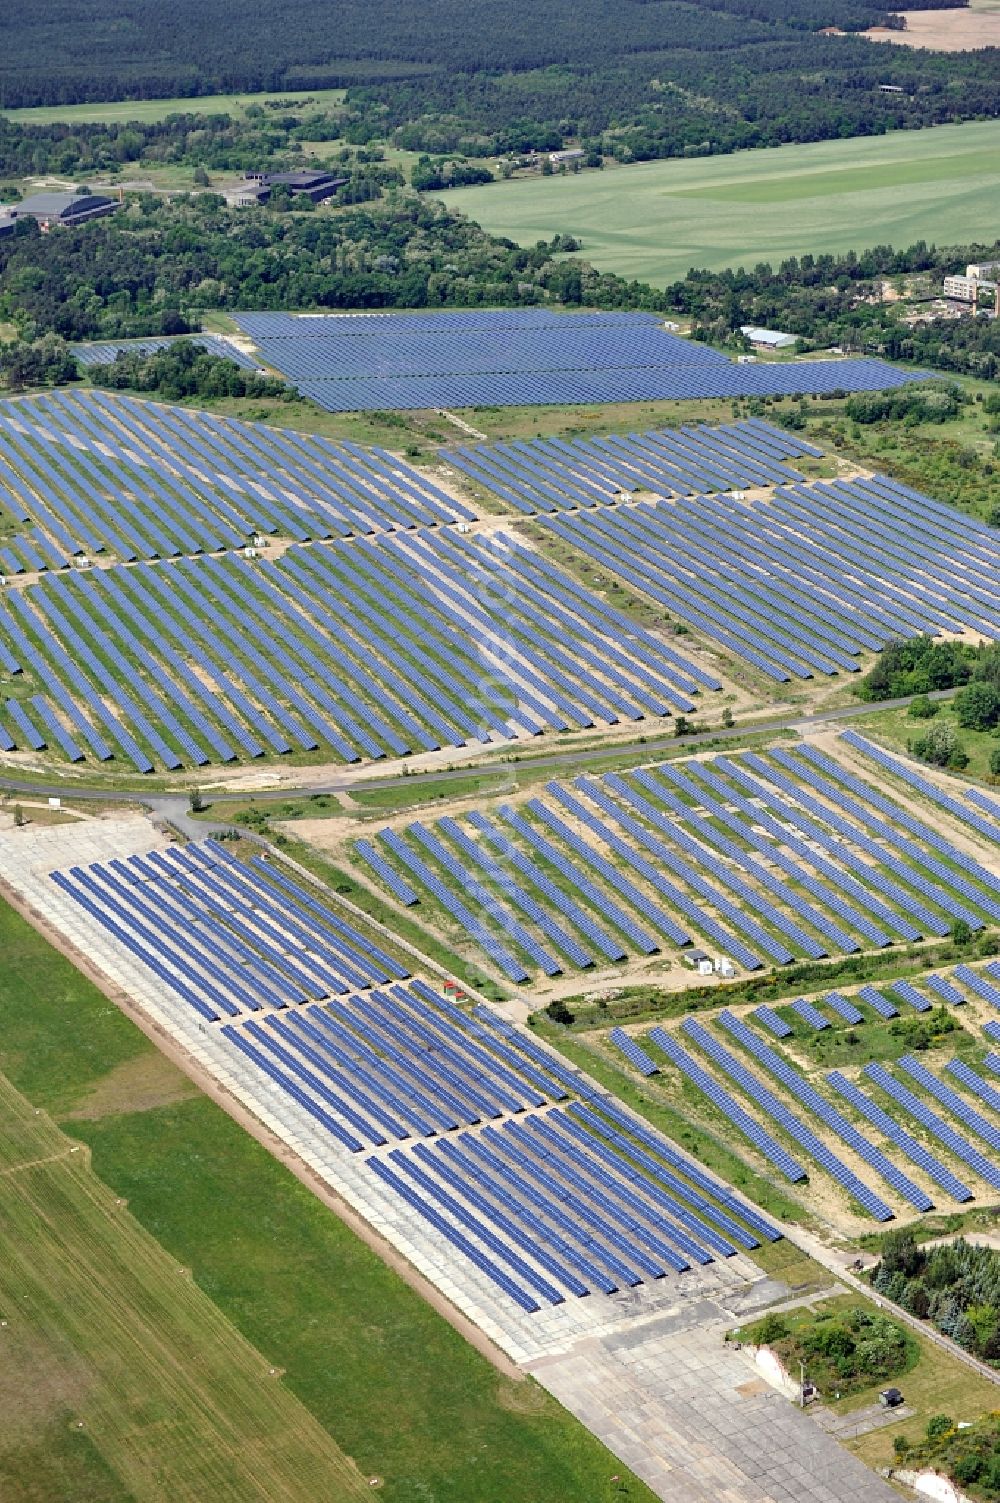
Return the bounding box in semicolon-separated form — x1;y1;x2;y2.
0;688;958;820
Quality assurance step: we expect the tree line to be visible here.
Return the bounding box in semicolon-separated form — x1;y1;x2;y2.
871;1231;1000;1364
90;340;291;401
0;194;667;342
2;0;995;177
673;239;1000;382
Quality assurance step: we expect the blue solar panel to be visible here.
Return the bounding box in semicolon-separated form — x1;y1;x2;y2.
753;1005;792;1038
864;1062;1000;1191
945;1057;1000;1114
716;1011;931;1212
680;1016;893;1217
825;992;864;1025
609;1028;659;1076
826;1072;972;1203
791;998;830;1031
232;310;932;413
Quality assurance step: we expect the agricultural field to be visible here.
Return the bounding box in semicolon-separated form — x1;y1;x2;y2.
0;1070;370;1502
439;120;1000;285
864;0;1000;51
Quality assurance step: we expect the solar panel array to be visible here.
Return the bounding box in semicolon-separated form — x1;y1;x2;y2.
446;418;816;512
534;475;1000;681
367;1085;781;1312
45;841;785;1311
358;743;1000;982
842;731;1000;849
231;309;930;412
0;523;709;771
73;335;264;371
610;1011;1000;1218
0;389;470;569
52;839;409;1022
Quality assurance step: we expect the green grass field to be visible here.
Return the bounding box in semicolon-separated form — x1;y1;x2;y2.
0;1072;369;1503
855;702;1000;786
0;88;346;126
440;120;1000;284
0;895;657;1503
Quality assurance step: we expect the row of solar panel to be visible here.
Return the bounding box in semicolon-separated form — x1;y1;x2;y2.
232;309;675;340
0;389;468;566
229;309;925;411
763;969;991;1034
448;418;818;513
218;978;783;1312
612;1017;1000;1216
38;827;791;1314
0;523;706;770
358;745;1000;981
247;325;738;382
52;838;407;1021
533;476;1000;681
843;732;1000;850
445;417;812;517
288;361;929;413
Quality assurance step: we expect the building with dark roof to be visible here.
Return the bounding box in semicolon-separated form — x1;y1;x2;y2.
240;169;348;204
8;191;116;227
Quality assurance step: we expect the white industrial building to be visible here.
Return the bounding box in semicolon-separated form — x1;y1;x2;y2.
739;325;797;351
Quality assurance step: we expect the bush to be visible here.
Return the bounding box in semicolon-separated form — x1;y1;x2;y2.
907;695;939;720
955;680;1000;732
925;1414;954;1443
739;1306;911;1397
743;1312;789;1345
908;721;966;769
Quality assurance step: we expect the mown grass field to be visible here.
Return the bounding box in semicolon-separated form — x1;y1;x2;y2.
440;119;1000;284
0;88;347;126
0;1073;369;1503
0;895;658;1503
855;701;1000;786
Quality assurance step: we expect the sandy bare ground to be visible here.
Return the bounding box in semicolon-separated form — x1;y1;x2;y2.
864;5;1000;49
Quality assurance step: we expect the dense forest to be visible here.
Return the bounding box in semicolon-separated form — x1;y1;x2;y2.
0;197;663;341
346;43;1000;163
871;1231;1000;1365
673;241;1000;380
1;0;996;170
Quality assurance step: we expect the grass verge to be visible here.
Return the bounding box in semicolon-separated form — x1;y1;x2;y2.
0;894;655;1502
